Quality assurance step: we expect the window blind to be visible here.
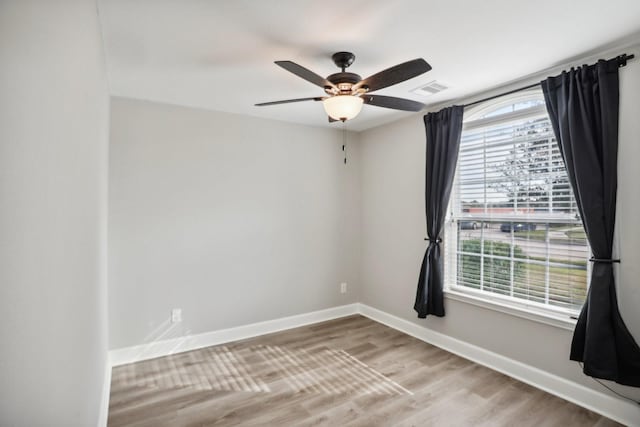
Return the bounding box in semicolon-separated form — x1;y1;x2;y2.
446;100;589;313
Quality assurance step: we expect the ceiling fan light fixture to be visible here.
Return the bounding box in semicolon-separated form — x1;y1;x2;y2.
323;95;364;121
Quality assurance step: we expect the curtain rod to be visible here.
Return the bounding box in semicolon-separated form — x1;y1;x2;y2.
463;53;635;109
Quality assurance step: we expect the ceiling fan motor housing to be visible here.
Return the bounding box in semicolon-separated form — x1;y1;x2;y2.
326;72;362;94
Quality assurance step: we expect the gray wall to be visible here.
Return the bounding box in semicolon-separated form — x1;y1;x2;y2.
359;44;640;399
0;0;110;425
108;98;361;349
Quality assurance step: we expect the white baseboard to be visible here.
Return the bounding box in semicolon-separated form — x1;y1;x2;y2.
98;356;112;427
109;303;359;367
357;303;640;427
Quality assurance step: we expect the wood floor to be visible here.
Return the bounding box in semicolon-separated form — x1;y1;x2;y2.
108;315;621;426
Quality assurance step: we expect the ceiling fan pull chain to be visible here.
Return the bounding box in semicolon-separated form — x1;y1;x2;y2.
342;123;347;164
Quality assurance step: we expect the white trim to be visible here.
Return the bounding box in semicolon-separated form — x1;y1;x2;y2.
109;304;359;366
444;288;577;331
357;303;640;427
98;357;111;427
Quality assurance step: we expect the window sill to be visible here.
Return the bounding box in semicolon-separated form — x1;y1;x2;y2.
444;288;578;331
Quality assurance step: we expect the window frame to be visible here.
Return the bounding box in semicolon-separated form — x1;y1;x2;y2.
443;90;590;325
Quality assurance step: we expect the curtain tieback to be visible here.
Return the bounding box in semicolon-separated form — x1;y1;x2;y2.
589;257;620;264
424;238;442;243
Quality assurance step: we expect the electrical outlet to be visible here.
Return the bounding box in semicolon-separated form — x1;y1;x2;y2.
171;308;182;323
340;282;347;294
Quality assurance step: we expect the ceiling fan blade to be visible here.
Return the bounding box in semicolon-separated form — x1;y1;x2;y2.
363;94;425;111
255;97;323;106
354;58;431;92
328;116;339;123
275;61;336;89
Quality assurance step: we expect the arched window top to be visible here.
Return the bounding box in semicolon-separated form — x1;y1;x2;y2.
464;89;546;122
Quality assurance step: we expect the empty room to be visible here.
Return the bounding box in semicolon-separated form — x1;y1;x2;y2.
3;0;640;426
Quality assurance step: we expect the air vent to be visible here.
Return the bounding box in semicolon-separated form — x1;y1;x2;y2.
412;80;449;97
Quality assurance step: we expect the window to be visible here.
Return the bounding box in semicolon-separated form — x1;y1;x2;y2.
445;90;589;316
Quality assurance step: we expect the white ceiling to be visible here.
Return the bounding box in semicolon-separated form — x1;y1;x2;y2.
98;0;640;132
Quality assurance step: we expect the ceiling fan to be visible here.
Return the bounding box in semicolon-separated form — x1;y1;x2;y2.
255;52;431;122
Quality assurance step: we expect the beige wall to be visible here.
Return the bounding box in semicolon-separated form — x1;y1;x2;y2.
108;97;361;349
0;0;110;425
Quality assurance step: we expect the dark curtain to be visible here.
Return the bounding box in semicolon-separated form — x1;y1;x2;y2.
542;58;640;387
414;106;464;318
